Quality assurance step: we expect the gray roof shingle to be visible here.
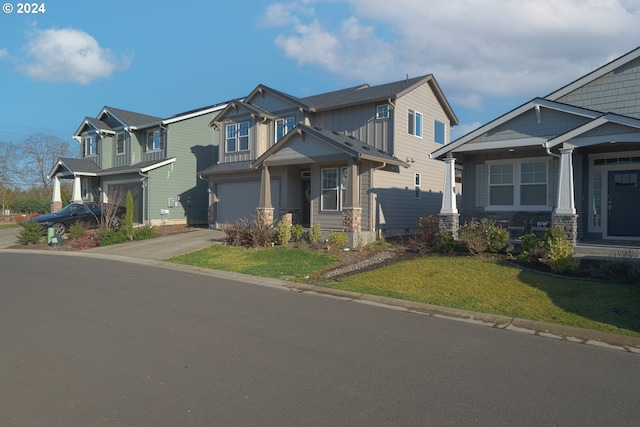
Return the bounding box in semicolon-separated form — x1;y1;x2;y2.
103;106;163;128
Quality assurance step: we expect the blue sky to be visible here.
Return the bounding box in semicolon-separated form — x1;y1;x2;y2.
1;0;639;147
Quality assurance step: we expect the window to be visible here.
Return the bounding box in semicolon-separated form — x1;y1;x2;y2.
408;110;423;137
83;135;96;157
414;173;421;199
488;161;548;208
116;132;125;155
489;164;514;205
275;117;296;141
226;121;250;152
321;167;350;211
520;161;547;205
434;120;445;144
376;104;389;119
147;130;161;152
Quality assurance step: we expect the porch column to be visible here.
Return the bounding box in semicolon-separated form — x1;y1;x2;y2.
50;175;62;213
555;148;575;215
71;175;83;203
256;165;274;225
440;156;457;214
553;148;578;244
438;155;459;239
342;159;361;233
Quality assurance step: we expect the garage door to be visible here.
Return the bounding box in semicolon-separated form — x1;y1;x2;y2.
216;181;280;225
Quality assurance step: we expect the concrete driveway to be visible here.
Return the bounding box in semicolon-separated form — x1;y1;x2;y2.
0;226;20;248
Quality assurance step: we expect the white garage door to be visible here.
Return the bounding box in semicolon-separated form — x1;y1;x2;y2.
217;181;280;224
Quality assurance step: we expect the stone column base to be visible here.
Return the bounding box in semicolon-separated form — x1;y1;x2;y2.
256;208;274;226
438;213;459;239
50;201;63;213
552;213;578;245
342;208;362;233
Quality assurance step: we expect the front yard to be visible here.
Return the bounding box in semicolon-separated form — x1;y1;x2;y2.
169;245;640;338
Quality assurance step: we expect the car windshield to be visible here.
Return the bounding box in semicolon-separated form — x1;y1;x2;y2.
55;204;82;216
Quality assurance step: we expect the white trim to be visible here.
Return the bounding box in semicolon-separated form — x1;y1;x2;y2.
140;157;176;173
485;157;551;212
163;104;228;125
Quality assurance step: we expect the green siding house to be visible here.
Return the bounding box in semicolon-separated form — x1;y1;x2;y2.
49;104;225;225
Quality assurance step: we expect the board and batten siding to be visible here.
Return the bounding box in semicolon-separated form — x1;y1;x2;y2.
311;104;391;153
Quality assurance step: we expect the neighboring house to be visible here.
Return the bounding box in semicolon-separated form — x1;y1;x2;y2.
49;104;225;225
198;75;458;247
431;47;640;244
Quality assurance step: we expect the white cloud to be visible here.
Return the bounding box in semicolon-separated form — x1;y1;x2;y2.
0;48;8;60
20;27;131;84
267;0;640;109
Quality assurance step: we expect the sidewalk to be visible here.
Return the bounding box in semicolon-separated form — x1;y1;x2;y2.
0;226;20;248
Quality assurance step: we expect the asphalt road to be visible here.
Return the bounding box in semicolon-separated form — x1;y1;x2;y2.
1;253;638;427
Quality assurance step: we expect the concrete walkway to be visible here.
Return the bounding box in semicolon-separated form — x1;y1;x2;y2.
0;226;20;248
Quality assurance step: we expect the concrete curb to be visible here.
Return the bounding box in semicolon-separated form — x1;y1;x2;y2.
3;248;639;354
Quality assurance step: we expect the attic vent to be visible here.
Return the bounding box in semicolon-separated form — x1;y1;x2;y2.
348;135;357;140
332;131;341;136
313;126;322;131
361;145;371;150
301;170;311;179
345;141;354;147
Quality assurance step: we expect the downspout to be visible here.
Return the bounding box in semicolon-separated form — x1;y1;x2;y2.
543;142;560;158
138;169;149;225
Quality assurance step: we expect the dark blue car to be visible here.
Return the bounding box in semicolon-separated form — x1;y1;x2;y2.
30;202;123;234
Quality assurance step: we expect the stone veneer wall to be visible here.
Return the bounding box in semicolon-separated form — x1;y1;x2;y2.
552;213;578;245
342;208;362;233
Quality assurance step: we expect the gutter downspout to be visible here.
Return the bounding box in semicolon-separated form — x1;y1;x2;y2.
138;169;149;226
371;162;387;234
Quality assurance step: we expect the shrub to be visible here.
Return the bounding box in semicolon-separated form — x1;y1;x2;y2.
542;226;579;273
275;218;291;246
220;217;274;248
308;221;322;245
68;221;85;240
459;218;509;255
18;221;44;244
12;194;50;214
328;231;348;250
433;230;455;253
418;216;439;233
97;228;127;246
519;233;538;251
516;251;532;264
134;226;157;241
291;224;304;242
589;257;640;284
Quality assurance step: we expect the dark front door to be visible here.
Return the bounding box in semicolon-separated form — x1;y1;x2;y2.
608;170;640;237
302;179;311;227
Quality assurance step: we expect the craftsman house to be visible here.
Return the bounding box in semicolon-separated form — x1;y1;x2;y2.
198;75;458;247
431;47;640;243
49;104;225;225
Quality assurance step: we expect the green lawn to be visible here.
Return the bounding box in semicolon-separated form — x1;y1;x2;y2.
169;246;640;338
170;245;338;279
0;223;18;230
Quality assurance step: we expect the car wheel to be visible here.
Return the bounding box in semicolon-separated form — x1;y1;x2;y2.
111;215;121;229
52;222;66;235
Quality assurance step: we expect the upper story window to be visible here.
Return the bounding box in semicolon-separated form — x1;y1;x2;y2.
376;104;389;119
434;120;445;144
226;121;250;153
146;130;162;152
488;160;548;209
83;134;96;157
408;109;423;138
275;117;296;142
116;132;125;155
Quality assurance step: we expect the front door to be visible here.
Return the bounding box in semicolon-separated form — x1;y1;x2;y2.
608;170;640;237
302;179;311;227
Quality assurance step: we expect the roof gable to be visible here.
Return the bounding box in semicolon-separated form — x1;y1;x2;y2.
73;117;115;137
209;100;274;127
252;124;408;168
100;106;163;129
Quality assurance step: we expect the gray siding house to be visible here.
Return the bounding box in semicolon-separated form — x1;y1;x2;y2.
49;104;225;225
199;75;458;246
431;47;640;244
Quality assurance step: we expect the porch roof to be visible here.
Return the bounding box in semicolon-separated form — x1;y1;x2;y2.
48;157;176;179
251;124;409;169
198;160;253;176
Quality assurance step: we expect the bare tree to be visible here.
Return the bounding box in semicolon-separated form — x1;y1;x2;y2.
21;133;73;191
0;140;20;214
